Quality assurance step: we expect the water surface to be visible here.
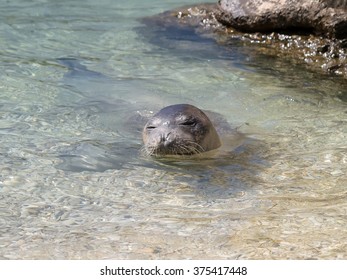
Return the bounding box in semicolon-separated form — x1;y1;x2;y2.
0;0;347;259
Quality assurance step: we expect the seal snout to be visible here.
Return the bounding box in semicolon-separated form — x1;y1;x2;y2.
160;131;172;146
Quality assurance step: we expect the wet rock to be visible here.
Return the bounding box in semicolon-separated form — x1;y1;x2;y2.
140;4;222;38
140;2;347;79
216;0;347;39
340;39;347;48
317;44;330;54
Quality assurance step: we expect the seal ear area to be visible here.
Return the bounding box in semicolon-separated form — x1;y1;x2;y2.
198;112;222;151
204;124;222;151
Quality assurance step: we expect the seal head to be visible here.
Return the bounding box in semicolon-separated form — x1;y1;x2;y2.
142;104;221;156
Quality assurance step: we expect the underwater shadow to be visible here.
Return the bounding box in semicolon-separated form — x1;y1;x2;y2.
137;9;347;103
139;134;269;200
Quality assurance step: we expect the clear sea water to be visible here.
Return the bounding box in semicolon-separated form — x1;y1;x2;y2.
0;0;346;259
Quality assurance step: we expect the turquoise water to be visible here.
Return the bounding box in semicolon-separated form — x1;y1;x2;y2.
0;0;347;259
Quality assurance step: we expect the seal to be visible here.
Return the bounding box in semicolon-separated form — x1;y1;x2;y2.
142;104;221;156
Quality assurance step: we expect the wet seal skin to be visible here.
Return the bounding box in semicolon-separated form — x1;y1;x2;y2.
142;104;221;156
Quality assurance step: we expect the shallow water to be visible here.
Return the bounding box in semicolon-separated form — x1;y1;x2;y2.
0;0;347;259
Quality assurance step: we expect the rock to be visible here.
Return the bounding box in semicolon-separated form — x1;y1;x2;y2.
140;4;222;37
138;4;224;57
140;2;347;79
216;0;347;39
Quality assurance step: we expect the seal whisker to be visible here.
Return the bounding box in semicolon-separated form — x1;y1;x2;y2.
178;144;192;155
186;140;205;153
140;145;148;156
182;141;204;155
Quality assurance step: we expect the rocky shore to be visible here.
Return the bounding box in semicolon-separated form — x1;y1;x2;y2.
141;0;347;79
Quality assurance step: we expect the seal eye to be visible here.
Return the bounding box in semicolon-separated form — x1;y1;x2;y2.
146;125;156;130
180;119;196;126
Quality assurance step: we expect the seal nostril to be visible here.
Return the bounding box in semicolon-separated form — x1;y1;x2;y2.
160;134;165;142
165;132;172;140
161;132;173;147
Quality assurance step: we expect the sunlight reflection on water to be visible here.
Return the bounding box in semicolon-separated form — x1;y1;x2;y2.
0;0;346;259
